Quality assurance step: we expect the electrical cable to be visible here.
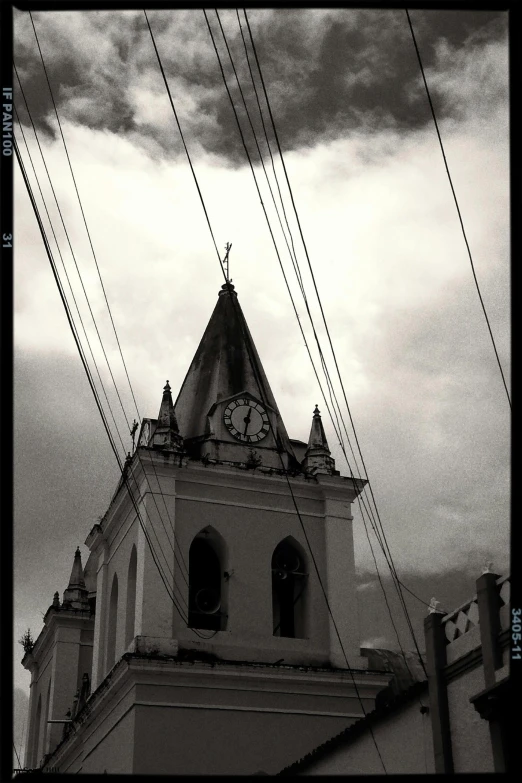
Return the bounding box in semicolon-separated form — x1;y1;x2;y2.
212;9;426;690
212;10;354;471
236;9;304;295
405;8;511;410
15;47;193;593
13;88;190;607
13;101;128;459
14;136;195;633
29;11;143;423
243;9;427;677
144;7;388;765
213;9;306;301
143;14;387;768
13;741;22;770
17;24;225;635
228;9;424;675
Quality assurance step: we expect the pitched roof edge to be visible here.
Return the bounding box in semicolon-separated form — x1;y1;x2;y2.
277;679;428;775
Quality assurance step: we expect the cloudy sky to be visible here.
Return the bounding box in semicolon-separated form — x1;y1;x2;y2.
13;6;510;751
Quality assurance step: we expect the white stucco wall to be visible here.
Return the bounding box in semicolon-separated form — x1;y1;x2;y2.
446;665;494;773
296;690;434;775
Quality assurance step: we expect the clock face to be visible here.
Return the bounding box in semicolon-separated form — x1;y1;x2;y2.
223;398;270;443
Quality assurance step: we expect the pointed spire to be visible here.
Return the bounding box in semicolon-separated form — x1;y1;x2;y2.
173;283;295;464
68;547;86;590
302;405;335;475
62;548;89;611
52;591;60;610
151;381;184;452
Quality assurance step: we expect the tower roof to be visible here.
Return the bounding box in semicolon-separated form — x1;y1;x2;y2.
62;547;89;611
151;380;184;451
307;404;330;452
303;405;335;475
174;282;294;457
67;546;86;590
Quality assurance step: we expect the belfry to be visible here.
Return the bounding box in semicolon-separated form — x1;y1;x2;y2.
22;282;395;775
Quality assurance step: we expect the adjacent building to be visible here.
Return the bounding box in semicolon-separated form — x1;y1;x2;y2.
279;569;511;775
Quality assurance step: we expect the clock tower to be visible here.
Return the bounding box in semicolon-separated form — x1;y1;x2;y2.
27;280;391;775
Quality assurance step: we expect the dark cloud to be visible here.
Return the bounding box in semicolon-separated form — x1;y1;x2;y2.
15;349;119;593
13;9;507;165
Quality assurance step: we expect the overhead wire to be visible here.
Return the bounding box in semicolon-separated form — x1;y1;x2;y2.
22;11;222;638
14;135;211;636
242;8;428;675
214;9;427;689
207;7;422;684
405;8;511;410
201;10;388;770
19;24;194;598
29;11;142;422
13;78;190;611
144;8;387;769
213;9;306;301
236;7;430;698
229;8;424;670
235;9;304;295
14;86;195;631
208;9;357;480
13;97;128;459
13;741;22;770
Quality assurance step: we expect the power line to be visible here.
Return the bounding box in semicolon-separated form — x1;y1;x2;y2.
209;8;425;686
405;8;511;410
13;741;22;770
13;72;191;603
231;11;421;658
242;9;427;677
14;135;196;633
213;9;306;301
146;7;387;767
143;9;221;266
19;14;221;639
13;139;209;638
135;12;388;770
15;34;194;593
29;11;142;423
13;98;128;459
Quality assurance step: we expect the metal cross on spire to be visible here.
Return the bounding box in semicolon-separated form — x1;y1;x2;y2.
222;242;232;283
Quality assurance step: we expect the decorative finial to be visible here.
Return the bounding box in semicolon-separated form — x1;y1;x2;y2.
164;380;171;392
428;597;442;614
482;559;493;575
53;591;60;609
313;404;320;417
75;546;81;557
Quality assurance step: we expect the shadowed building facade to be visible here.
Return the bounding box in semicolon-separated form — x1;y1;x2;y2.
22;282;395;774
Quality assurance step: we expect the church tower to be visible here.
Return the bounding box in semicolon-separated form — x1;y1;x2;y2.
24;282;391;775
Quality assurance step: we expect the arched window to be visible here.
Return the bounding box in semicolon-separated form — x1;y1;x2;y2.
125;546;137;649
188;530;226;631
272;537;308;638
106;573;118;669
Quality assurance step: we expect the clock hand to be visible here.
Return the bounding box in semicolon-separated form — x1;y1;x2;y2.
243;409;252;435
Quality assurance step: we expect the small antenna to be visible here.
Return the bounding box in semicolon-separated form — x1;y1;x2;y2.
222;242;232;282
